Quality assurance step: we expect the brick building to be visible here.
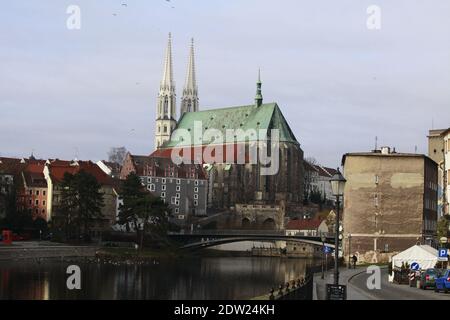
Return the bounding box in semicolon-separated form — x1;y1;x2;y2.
342;147;438;263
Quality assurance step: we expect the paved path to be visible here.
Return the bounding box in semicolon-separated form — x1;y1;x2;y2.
314;266;450;300
349;268;450;300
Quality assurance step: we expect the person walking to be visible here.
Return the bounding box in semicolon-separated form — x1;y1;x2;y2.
352;255;358;269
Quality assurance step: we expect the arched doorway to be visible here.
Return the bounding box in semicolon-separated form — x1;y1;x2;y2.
262;218;276;230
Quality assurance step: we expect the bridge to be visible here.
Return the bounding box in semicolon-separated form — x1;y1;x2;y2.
167;230;336;250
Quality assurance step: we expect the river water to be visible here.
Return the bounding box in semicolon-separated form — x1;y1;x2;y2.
0;257;316;300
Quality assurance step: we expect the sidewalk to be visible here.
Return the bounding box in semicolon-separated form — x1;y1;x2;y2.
313;266;367;300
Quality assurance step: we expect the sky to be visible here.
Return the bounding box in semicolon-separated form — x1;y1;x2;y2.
1;0;449;167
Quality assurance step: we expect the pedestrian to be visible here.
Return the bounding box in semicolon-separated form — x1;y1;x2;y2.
352;254;357;269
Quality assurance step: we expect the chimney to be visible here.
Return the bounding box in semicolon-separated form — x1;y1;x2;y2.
381;146;391;155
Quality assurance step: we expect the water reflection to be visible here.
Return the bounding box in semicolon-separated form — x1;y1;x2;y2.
0;257;316;300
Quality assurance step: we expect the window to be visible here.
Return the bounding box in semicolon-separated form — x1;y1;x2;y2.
194;187;198;193
29;190;32;195
176;186;181;192
194;180;199;186
162;178;166;184
36;190;39;196
375;175;379;184
175;200;180;206
148;184;155;192
29;199;32;205
177;179;181;185
194;194;198;200
43;201;46;206
176;193;180;199
164;125;168;133
42;209;45;214
43;190;46;196
162;185;166;191
147;177;152;183
374;194;379;207
35;200;39;206
178;215;185;220
175;208;179;214
194;200;198;206
161;192;166;198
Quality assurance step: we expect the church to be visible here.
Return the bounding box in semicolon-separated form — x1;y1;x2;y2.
150;34;305;229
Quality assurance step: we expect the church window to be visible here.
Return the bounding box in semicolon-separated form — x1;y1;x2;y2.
164;126;168;133
163;97;168;114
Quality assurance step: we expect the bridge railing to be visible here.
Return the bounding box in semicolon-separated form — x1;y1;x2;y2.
168;229;334;238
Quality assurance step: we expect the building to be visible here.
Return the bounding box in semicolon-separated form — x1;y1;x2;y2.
341;147;438;263
44;159;118;237
285;218;328;236
120;153;208;226
146;34;304;229
428;128;448;217
443;128;450;217
0;157;25;219
19;161;49;221
304;162;338;202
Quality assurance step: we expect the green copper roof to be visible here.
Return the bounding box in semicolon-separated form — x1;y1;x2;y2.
163;103;299;148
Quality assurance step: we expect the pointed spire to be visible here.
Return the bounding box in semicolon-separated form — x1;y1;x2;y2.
184;38;197;93
255;68;263;107
161;32;174;89
180;38;199;116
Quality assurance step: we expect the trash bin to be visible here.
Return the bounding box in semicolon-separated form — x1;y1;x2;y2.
2;230;12;245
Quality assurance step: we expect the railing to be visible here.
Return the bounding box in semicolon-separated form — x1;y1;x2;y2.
269;275;313;300
169;229;334;238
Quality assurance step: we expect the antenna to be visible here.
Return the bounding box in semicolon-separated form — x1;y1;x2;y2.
74;147;79;161
414;145;418;154
375;136;378;150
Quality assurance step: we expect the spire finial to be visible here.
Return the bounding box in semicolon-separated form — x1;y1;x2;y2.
255;69;263;107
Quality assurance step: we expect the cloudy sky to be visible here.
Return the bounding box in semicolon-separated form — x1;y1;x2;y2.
1;0;449;167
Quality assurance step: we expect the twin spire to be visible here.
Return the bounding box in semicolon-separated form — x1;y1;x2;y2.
159;33;199;120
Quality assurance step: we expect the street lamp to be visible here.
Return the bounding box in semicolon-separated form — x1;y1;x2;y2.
321;233;326;279
330;168;346;286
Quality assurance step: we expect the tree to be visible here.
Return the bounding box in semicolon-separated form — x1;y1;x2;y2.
437;217;449;241
118;173;171;250
118;173;145;233
108;147;128;165
59;170;104;241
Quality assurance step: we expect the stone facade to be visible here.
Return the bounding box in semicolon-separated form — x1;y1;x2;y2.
230;202;286;230
342;149;438;263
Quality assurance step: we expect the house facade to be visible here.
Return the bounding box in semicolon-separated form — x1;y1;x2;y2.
342;148;438;263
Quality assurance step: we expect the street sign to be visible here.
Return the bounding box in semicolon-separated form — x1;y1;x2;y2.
411;262;420;271
438;248;448;262
326;284;347;300
323;246;332;254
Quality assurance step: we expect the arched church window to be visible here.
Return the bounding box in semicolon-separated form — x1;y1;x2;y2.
164;97;168;115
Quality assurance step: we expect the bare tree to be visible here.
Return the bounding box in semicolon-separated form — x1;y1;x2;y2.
108;147;128;165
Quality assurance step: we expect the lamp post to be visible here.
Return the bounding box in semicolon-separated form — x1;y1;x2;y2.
347;233;352;269
330;168;346;286
321;234;326;279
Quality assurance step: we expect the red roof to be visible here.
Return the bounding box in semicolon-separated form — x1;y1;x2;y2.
47;160;115;186
286;219;325;230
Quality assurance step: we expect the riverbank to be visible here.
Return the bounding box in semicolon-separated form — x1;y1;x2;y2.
0;241;99;260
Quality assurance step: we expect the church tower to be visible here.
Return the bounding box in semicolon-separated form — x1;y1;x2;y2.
155;33;177;149
180;38;199;117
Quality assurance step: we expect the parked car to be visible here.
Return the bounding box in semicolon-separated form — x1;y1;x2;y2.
419;269;442;290
435;270;450;293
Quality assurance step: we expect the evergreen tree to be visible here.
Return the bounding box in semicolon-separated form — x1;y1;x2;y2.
119;173;171;250
60;170;104;241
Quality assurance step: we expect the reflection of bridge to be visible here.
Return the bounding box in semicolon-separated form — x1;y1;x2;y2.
167;230;336;250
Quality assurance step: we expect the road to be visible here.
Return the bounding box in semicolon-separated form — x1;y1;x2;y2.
349;268;450;300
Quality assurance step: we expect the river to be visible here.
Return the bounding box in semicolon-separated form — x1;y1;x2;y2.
0;257;317;300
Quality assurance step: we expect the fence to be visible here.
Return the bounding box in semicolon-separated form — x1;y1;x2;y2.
269;274;313;300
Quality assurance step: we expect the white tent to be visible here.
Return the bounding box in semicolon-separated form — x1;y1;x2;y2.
388;245;438;282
